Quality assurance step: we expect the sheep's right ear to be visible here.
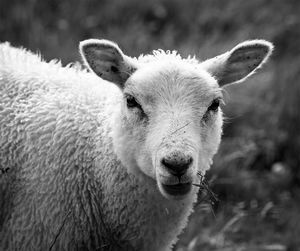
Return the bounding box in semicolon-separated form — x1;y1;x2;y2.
79;39;137;88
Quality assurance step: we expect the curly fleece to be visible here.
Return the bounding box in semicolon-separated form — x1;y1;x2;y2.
0;43;199;251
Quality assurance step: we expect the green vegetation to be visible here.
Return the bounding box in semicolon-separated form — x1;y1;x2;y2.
1;0;300;250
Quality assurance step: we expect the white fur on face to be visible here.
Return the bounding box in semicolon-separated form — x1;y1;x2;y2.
112;58;223;199
81;40;273;198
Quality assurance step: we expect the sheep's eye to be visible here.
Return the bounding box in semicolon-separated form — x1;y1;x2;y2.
125;94;141;109
207;98;220;112
202;98;222;122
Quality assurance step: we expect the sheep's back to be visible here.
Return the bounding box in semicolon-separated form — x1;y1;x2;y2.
0;43;121;249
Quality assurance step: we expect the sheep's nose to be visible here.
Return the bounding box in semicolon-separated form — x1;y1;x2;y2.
161;153;193;178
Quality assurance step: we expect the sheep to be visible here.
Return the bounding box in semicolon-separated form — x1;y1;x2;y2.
0;39;273;251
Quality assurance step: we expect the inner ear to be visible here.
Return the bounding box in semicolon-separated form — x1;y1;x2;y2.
222;43;271;85
79;39;137;88
84;43;123;75
110;65;119;73
201;40;273;86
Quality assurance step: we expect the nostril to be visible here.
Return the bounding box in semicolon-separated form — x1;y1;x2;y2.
186;156;193;166
161;155;193;177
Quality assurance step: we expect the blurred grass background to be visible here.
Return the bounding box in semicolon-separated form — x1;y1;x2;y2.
1;0;300;250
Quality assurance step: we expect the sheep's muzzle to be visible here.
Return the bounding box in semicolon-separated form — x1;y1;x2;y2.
161;182;192;196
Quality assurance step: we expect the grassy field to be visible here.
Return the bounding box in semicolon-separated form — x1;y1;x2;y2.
1;0;300;250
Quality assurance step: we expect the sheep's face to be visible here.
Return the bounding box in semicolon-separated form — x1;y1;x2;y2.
117;61;223;200
80;39;273;200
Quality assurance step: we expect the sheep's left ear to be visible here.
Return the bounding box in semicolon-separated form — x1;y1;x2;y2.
79;39;137;88
200;40;274;86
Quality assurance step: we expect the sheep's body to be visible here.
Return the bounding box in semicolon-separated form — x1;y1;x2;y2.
0;43;198;250
0;39;273;250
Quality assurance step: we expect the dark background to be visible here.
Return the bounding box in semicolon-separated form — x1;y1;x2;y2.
1;0;300;250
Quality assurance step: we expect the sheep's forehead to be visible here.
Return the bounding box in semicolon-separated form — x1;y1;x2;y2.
126;60;221;109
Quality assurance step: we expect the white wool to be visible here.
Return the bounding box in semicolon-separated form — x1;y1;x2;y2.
0;39;273;251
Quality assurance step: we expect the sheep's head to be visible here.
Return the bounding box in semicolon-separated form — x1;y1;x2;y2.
80;39;273;200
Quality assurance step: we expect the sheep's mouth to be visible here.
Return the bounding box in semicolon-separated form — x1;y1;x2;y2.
162;182;192;196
